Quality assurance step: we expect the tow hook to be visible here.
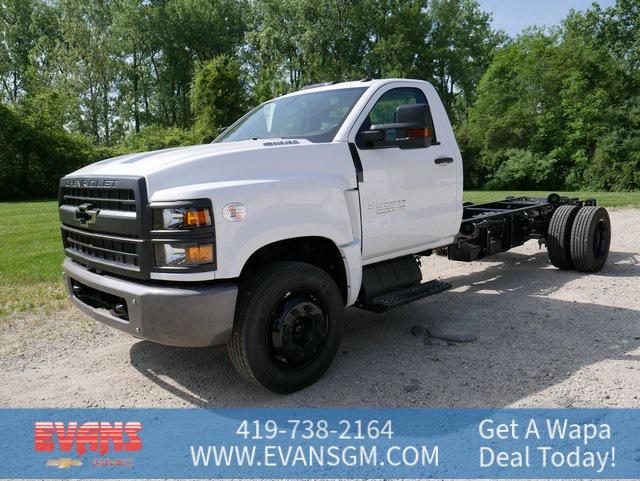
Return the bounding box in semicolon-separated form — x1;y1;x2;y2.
111;303;128;319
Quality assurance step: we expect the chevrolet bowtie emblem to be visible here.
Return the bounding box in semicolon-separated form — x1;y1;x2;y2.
46;458;83;469
74;203;99;225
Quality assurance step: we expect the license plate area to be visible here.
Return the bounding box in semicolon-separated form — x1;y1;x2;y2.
70;278;129;321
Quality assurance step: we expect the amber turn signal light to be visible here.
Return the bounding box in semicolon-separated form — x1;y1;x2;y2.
185;244;214;264
406;128;432;138
184;208;211;228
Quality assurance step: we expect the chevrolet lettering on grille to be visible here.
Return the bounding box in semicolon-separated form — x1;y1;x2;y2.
63;178;119;188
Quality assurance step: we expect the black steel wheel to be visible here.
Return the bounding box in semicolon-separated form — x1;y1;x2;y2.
570;206;611;272
228;262;344;393
547;205;580;270
266;289;329;370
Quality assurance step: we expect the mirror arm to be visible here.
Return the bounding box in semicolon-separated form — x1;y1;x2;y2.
360;130;384;146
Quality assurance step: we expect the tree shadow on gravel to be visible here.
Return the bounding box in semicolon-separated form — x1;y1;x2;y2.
129;250;640;407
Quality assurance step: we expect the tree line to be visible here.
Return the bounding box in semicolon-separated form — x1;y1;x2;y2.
1;0;638;200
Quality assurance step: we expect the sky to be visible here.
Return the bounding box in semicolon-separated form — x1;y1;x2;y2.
478;0;616;36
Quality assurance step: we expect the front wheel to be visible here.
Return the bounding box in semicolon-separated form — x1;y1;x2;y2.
227;262;344;393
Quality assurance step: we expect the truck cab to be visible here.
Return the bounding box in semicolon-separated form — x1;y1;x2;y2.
59;78;609;393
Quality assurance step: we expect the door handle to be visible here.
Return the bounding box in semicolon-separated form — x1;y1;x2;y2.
435;157;454;165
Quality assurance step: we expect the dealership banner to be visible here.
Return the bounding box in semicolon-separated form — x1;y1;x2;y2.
0;408;638;478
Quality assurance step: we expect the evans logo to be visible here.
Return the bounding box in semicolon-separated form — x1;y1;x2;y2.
34;421;142;456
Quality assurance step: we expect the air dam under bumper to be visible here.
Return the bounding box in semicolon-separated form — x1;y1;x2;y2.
62;258;237;347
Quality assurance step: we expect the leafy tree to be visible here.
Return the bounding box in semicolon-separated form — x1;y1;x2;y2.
425;0;507;121
246;0;504;121
485;149;558;190
246;0;371;95
0;0;36;103
1;0;639;198
191;55;247;142
117;125;198;153
145;0;248;128
464;25;639;190
564;0;640;71
581;98;640;191
52;0;121;144
112;0;152;134
0;103;99;200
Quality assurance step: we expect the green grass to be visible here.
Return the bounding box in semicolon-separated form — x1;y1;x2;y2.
0;201;67;318
463;191;640;208
1;191;639;318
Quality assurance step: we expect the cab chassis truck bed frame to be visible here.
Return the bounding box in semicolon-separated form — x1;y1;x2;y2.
451;194;594;262
357;194;610;313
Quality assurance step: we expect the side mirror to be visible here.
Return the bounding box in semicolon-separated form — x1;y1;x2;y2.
359;130;384;144
368;103;434;149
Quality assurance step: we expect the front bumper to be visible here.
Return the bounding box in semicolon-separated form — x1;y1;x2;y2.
62;258;237;347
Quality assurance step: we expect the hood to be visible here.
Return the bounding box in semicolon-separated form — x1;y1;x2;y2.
71;139;289;177
65;139;356;200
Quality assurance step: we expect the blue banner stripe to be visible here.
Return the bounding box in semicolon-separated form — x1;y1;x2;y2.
0;408;638;479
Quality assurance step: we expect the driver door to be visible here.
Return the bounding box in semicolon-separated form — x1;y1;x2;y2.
353;85;460;261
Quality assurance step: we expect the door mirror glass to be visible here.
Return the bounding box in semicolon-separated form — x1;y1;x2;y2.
366;103;434;149
396;103;430;125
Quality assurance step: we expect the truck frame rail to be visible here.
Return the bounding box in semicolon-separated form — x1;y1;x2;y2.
449;194;596;262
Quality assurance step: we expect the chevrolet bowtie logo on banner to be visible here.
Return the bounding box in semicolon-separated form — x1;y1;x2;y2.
46;458;83;469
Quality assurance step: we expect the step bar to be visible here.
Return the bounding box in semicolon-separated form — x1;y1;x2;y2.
357;280;451;313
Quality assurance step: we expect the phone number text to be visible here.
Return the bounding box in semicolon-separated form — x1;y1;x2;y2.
236;419;394;440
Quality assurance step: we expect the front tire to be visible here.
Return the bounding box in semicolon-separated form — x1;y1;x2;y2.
228;262;344;393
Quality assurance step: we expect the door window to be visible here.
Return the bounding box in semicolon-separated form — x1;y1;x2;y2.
369;88;427;125
357;87;436;148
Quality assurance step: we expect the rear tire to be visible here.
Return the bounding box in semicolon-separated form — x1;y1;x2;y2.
228;261;344;394
570;206;611;273
547;205;580;270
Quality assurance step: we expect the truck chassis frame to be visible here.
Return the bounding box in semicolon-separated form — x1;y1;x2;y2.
449;194;596;262
357;194;606;313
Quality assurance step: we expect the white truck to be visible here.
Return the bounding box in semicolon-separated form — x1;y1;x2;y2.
59;78;611;393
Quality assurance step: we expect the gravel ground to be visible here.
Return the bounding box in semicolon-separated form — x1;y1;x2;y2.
1;208;639;409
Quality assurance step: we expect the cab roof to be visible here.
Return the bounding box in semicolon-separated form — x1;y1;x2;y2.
279;78;421;99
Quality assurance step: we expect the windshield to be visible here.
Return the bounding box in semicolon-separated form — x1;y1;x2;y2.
216;87;367;143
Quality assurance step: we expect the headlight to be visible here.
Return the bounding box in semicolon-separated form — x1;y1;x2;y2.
154;243;214;267
152;207;212;230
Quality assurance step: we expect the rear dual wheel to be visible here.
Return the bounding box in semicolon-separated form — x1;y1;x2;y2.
547;205;610;273
547;205;580;270
570;206;611;272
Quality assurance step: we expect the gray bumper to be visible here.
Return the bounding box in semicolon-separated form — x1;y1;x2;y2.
62;258;237;347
